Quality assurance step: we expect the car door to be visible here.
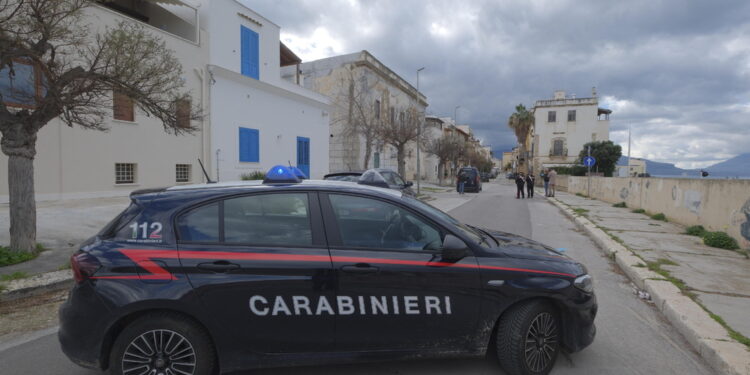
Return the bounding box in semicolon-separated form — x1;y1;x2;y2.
321;192;483;352
176;191;335;354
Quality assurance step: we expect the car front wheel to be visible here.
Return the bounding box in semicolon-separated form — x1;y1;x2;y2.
109;313;216;375
496;300;560;375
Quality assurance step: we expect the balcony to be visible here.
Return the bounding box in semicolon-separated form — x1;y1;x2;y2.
535;97;597;108
96;0;198;43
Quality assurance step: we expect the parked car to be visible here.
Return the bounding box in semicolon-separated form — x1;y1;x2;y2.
59;165;596;375
480;172;490;182
324;169;415;196
457;167;482;193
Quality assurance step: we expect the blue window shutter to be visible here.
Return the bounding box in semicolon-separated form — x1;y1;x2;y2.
239;127;259;162
240;26;259;79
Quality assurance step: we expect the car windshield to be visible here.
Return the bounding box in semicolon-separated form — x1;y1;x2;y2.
403;196;485;246
381;171;406;186
325;174;360;182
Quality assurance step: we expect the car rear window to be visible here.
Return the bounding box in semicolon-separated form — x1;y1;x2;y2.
100;201;142;239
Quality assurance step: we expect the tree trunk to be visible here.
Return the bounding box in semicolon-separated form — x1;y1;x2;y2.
1;125;38;253
363;139;372;170
437;162;444;186
396;145;406;177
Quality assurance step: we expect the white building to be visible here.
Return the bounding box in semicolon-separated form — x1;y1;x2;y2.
0;0;330;203
199;1;330;181
531;89;611;172
282;51;428;180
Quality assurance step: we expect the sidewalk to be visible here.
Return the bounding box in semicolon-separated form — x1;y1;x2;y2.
549;190;750;373
0;197;130;276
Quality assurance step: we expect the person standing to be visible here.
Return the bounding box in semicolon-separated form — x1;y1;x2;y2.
526;173;535;198
548;169;558;197
515;172;526;199
457;170;468;195
542;169;550;197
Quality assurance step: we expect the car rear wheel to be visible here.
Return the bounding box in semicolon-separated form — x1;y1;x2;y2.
109;313;216;375
496;300;560;375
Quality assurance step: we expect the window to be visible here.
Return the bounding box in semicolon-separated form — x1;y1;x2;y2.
0;60;42;108
374;152;380;168
329;194;442;251
176;164;191;183
240;25;259;79
115;163;136;184
375;99;381;119
113;89;134;122
547;111;556;122
178;202;219;242
176;99;191;128
224;193;312;246
567;110;576;122
390;107;395;124
381;171;405;186
239;127;259;162
552;140;564;156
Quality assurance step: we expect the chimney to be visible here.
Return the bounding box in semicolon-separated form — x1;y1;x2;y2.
553;90;565;99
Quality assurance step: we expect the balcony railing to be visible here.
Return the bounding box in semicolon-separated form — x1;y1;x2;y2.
535;98;597;107
97;0;198;43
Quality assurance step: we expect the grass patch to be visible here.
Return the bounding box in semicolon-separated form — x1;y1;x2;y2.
0;246;39;267
633;263;646;268
631;208;646;214
703;231;740;250
685;225;707;237
708;312;750;347
420;187;443;193
573;208;589;216
575;192;588;198
650;213;668;221
655;257;678;266
613;202;627;208
1;271;29;282
240;171;266;180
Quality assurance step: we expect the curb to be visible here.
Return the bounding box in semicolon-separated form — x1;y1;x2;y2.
0;270;73;304
547;196;750;375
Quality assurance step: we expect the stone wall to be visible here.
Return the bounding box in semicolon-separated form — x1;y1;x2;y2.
566;176;750;248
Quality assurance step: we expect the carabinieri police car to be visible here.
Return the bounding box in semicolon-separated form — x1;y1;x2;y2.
59;165;596;375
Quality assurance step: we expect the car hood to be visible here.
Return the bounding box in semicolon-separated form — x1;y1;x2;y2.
481;228;573;262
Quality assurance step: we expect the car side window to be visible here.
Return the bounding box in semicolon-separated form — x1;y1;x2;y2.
177;202;220;242
329;194;442;251
224;193;312;246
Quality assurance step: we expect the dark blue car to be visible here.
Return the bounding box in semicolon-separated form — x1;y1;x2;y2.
59;166;596;375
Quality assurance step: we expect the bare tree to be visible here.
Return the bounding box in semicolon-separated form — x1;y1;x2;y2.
330;66;382;170
425;133;463;186
0;0;201;253
376;106;423;177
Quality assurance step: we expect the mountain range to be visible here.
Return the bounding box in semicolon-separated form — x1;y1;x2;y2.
618;153;750;178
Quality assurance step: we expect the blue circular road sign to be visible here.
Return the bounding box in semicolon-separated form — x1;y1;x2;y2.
583;156;596;167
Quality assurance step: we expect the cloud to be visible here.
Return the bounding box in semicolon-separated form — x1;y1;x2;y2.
244;0;750;167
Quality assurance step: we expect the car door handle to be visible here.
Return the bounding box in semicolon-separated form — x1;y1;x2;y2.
197;260;240;273
340;263;379;274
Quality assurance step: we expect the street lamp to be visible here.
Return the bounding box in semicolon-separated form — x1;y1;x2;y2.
416;67;425;195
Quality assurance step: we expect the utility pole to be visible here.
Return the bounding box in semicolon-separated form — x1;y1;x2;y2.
416;67;425;195
587;145;592;198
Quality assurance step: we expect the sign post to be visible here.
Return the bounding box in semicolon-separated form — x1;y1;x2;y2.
583;147;596;198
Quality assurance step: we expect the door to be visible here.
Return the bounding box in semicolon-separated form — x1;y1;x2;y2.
321;193;483;351
297;137;310;178
176;192;335;353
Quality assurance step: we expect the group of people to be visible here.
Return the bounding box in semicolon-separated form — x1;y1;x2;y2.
514;169;557;199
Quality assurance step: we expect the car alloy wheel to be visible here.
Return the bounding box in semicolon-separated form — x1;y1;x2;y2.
524;312;558;373
122;329;196;375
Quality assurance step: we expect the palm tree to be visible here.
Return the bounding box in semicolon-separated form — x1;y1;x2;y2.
507;104;534;173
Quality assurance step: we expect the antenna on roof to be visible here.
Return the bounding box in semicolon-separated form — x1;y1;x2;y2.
198;159;215;184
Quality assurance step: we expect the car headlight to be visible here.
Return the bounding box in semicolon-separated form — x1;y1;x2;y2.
574;274;594;293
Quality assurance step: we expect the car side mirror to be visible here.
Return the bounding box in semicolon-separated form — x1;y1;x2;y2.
404;181;413;188
441;234;468;261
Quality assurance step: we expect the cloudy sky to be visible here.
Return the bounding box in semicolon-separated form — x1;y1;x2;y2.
245;0;750;169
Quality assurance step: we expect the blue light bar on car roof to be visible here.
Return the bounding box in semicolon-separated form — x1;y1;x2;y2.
263;165;301;184
290;166;308;180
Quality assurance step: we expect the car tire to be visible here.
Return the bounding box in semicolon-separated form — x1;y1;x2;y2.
496;300;560;375
109;313;216;375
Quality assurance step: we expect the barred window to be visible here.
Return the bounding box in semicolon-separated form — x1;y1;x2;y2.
176;99;191;128
115;163;136;184
552;140;564;156
547;111;556;122
375;99;381;120
176;164;191;183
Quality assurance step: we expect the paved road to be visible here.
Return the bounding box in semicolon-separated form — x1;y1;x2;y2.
0;180;713;374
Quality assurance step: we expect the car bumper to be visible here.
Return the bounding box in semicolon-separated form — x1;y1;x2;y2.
58;282;110;370
559;291;597;352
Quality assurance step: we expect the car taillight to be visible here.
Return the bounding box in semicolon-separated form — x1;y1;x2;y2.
70;251;101;283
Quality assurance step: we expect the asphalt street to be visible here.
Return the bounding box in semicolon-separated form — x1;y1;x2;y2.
0;179;713;374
